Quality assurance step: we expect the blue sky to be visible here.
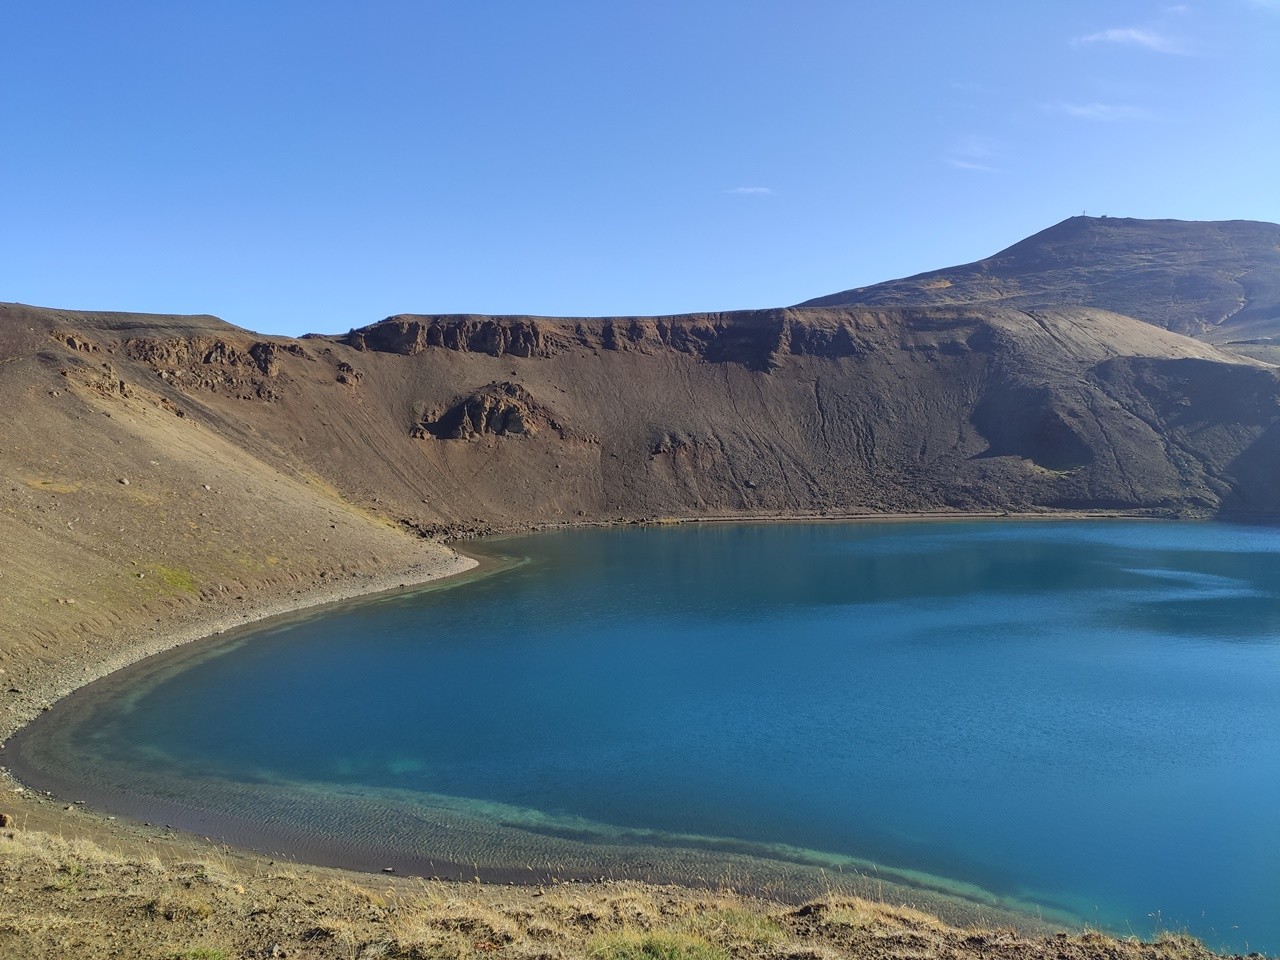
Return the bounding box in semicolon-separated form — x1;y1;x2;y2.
3;1;1278;336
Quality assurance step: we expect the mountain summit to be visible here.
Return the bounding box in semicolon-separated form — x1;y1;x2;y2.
798;216;1280;343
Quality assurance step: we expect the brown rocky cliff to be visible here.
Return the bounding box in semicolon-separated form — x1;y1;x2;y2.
7;297;1274;542
348;309;883;371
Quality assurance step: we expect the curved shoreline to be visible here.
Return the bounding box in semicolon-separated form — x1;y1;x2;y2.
0;547;480;748
0;509;1246;946
1;518;1080;937
0;515;1170;835
2;506;1183;751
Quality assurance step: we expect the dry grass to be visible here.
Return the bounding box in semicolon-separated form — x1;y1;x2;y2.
589;929;726;960
0;824;1241;960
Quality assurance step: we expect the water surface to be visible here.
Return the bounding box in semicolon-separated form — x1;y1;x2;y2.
11;521;1280;952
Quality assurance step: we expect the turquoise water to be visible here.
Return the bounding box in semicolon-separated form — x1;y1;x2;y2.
11;521;1280;952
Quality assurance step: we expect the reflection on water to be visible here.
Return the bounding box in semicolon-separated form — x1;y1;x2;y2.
10;521;1280;953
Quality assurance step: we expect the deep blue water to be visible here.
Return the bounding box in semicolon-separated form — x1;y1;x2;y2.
14;521;1280;952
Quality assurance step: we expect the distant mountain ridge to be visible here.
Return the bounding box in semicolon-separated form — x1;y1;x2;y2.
798;216;1280;343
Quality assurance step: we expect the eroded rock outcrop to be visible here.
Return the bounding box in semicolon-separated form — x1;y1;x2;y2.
118;335;296;401
347;316;553;358
346;310;885;371
413;382;576;440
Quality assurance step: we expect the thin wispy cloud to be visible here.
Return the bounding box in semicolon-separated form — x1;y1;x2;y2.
945;158;999;172
1074;26;1187;53
725;186;773;196
944;135;1000;173
1046;102;1152;121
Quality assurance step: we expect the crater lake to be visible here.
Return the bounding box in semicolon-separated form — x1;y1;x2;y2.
9;521;1280;953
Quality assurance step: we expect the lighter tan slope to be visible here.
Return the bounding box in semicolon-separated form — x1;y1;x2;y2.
977;307;1259;366
0;304;469;740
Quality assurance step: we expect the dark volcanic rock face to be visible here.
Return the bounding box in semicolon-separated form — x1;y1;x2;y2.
415;382;574;441
115;335;294;401
352;310;910;371
799;216;1280;342
971;384;1094;473
347;315;554;358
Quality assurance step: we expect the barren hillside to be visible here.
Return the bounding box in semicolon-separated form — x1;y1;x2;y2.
5;285;1280;710
800;216;1280;343
7;286;1280;688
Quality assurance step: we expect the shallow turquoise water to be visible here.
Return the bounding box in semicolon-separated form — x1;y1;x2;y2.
12;521;1280;952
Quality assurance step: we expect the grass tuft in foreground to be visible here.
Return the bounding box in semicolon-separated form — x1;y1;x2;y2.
590;929;727;960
